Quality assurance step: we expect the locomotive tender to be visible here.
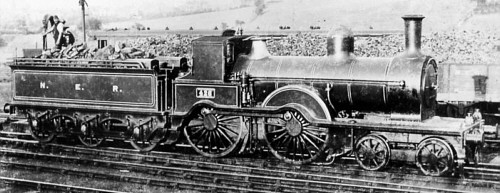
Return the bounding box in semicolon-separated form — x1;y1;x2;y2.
2;15;484;176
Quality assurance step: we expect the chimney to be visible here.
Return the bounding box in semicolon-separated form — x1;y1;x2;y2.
402;15;425;55
326;26;354;58
248;40;271;60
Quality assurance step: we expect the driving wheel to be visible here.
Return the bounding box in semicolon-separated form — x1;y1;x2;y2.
184;108;244;158
264;110;330;164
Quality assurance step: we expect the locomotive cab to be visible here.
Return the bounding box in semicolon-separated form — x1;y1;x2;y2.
172;35;252;115
181;36;252;82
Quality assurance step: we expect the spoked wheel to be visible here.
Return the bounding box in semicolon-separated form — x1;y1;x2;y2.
416;138;455;176
28;112;56;143
78;118;107;147
354;135;390;171
184;108;244;158
130;119;161;152
264;110;331;164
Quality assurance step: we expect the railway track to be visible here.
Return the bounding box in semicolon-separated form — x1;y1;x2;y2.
0;158;261;193
0;176;125;193
0;137;488;180
0;148;424;193
2;131;500;191
465;163;500;182
1;138;498;192
0;148;479;193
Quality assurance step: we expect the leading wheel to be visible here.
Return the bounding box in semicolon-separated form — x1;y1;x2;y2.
264;110;330;164
28;112;56;143
354;135;390;171
184;108;244;158
416;138;455;176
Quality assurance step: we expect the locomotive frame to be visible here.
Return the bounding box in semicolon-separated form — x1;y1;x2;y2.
1;15;486;177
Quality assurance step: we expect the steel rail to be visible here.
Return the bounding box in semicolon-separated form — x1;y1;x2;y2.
0;176;125;193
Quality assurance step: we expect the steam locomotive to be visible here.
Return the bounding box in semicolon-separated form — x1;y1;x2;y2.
1;15;485;176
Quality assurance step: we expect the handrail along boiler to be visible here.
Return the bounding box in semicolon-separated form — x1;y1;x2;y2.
3;15;484;176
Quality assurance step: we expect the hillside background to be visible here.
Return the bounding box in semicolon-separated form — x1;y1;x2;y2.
0;0;499;63
1;0;497;32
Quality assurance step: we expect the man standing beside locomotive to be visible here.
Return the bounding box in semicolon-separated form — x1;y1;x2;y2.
42;15;65;50
53;16;65;50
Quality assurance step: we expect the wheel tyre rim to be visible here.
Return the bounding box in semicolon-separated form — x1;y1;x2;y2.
130;138;158;152
130;127;158;152
416;138;454;176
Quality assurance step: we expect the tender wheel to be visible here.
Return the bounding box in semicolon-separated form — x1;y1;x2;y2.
28;112;56;143
416;138;455;176
129;120;161;152
264;110;331;164
77;118;108;147
354;135;390;171
51;114;77;132
184;108;243;158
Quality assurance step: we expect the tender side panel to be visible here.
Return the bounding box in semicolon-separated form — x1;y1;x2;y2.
13;70;157;109
174;83;239;114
